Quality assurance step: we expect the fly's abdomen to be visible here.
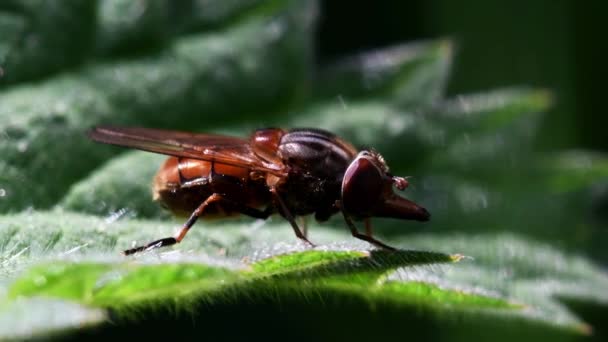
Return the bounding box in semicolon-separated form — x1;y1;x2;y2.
152;157;270;218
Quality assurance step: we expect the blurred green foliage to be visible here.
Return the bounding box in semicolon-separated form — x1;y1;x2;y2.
317;1;608;152
0;1;607;341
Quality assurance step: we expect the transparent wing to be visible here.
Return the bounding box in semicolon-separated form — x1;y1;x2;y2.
88;126;285;174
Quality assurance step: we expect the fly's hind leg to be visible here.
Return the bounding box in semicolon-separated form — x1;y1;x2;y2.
270;188;315;247
123;193;272;255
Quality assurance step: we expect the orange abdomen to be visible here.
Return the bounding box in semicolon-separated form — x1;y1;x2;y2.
152;157;271;218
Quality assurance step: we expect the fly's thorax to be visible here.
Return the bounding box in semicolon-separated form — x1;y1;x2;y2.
267;129;357;218
278;128;358;181
250;128;286;165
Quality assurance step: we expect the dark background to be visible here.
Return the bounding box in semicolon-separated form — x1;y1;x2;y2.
317;0;607;153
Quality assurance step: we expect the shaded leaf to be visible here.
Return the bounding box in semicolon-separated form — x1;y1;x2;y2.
314;39;452;108
61;151;168;219
95;0;293;57
0;0;96;86
95;0;172;56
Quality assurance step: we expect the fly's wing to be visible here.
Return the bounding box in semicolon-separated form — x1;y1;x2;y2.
88;126;285;174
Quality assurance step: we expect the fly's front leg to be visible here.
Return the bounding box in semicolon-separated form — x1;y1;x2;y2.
123;193;272;255
298;217;308;239
364;218;373;237
342;213;396;251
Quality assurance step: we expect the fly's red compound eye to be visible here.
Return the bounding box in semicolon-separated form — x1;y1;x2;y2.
341;155;384;218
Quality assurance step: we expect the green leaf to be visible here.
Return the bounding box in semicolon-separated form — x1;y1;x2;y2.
423;87;552;179
60;151;168;219
95;0;172;56
534;150;608;193
9;262;244;307
1;211;606;340
94;0;301;58
250;249;460;280
429;87;552;137
314;39;452;108
0;0;97;86
169;0;291;34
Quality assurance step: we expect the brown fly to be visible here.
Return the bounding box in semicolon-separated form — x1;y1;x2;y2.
88;126;430;255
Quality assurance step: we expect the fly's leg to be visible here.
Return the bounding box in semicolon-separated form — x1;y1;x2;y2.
270;188;315;247
342;213;396;251
364;218;373;237
123;193;272;255
299;217;308;239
